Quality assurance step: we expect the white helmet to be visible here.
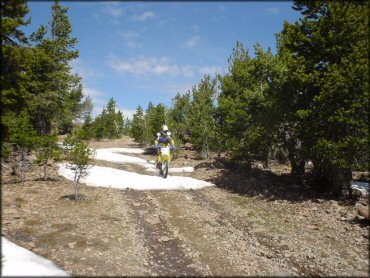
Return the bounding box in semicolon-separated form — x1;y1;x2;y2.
162;125;168;132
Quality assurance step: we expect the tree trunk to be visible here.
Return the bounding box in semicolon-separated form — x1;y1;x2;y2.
286;140;305;178
311;159;352;197
20;148;26;184
328;166;352;198
43;159;48;181
74;171;79;199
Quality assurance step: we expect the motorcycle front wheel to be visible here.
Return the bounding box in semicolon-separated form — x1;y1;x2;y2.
162;161;169;178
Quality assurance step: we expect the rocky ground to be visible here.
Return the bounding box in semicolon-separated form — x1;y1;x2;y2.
2;136;369;276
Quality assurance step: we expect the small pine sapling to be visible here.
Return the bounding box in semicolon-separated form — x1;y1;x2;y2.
35;133;62;181
64;135;96;199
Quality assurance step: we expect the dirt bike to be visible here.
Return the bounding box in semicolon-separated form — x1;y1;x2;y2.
156;144;176;178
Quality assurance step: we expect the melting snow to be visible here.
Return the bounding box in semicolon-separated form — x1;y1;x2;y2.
58;163;213;190
1;237;69;276
95;148;195;173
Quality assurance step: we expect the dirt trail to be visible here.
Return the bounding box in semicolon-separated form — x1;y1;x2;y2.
1;136;369;276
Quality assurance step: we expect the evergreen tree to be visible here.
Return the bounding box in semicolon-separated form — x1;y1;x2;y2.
105;98;119;138
144;102;156;144
27;0;84;135
35;133;62;181
168;92;191;146
123;117;132;135
188;74;219;159
80;113;94;140
278;1;369;195
64;134;96;199
115;110;124;136
218;42;273;164
130;105;146;144
1;0;31;141
6;111;36;183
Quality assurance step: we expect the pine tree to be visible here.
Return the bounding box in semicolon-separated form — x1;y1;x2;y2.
1;0;31;142
144;102;156;144
7;111;36;183
218;42;274;164
81;113;94;140
35;133;62;181
130;105;146;144
123;117;132;135
278;1;369;195
64;134;96;199
27;0;84;135
188;74;219;159
115;110;124;136
168;92;191;145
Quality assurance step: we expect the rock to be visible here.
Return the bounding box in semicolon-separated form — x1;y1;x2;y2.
260;250;274;258
357;206;369;219
68;242;77;249
6;208;17;214
307;225;319;230
145;217;161;225
251;227;266;233
274;272;292;277
158;236;171;242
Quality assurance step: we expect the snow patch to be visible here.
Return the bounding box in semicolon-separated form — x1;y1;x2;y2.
95;148;194;173
97;147;145;154
1;237;69;276
351;181;369;196
146;166;195;173
58;163;213;190
95;148;147;165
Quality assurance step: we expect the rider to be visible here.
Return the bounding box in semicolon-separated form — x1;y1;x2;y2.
154;125;175;168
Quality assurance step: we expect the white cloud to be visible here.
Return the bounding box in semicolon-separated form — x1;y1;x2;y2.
132;11;155;22
70;59;104;81
157;20;166;27
183;35;201;48
265;7;280;15
119;31;141;49
82;86;107;117
102;2;124;18
121;31;140;40
125;41;141;49
110;56;195;77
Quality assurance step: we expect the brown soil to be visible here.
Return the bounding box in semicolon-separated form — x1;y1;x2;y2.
2;136;369;276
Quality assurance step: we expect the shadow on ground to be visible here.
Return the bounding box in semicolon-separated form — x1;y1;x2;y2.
197;157;361;205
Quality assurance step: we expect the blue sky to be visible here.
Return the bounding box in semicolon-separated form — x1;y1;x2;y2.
22;1;302;119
